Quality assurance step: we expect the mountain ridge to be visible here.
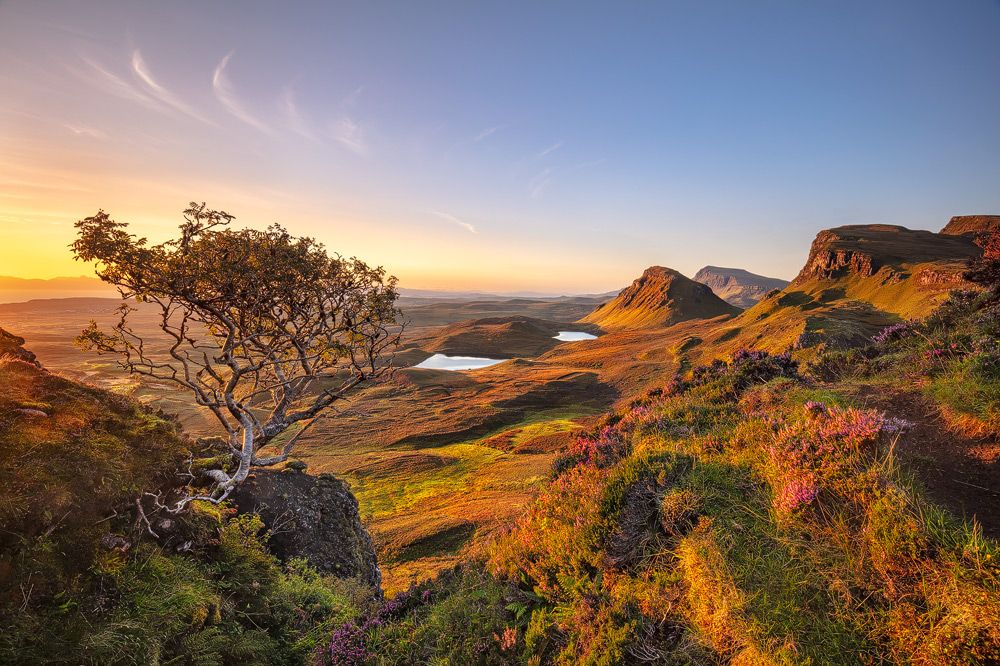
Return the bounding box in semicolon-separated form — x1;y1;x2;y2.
581;266;739;331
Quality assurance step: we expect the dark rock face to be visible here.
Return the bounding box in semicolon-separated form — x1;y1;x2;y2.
0;328;39;366
232;467;382;594
693;266;789;309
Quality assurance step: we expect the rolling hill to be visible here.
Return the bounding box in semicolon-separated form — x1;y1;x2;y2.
401;316;598;359
581;266;740;331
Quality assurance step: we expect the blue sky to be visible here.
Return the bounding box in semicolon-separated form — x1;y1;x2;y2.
1;1;999;292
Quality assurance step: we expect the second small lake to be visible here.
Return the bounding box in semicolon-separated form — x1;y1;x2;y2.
414;354;506;371
554;331;598;342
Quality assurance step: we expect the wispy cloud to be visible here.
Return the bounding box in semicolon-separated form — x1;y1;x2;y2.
213;52;271;133
526;157;601;199
431;210;477;233
280;86;318;140
77;56;158;108
474;125;503;142
536;140;564;159
131;49;212;124
330;116;367;156
529;167;553;199
63;124;106;139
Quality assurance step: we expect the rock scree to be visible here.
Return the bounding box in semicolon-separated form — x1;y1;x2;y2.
232;465;382;595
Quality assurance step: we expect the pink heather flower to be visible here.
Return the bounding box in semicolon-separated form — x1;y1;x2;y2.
775;475;819;514
803;401;827;416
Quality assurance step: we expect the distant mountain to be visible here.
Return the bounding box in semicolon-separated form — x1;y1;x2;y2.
693;266;789;309
581;266;739;331
0;275;115;304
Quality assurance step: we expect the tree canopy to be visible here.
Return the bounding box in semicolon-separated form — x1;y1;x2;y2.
73;203;401;509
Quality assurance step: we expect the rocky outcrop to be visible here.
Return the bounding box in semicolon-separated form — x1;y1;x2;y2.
0;328;39;366
793;225;981;285
232;466;382;594
581;266;739;331
693;266;789;309
941;215;1000;236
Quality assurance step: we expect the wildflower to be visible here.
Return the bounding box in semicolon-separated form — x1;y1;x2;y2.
871;321;912;345
775;475;819;514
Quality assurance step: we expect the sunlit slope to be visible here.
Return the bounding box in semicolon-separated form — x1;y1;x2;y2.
581;266;739;331
702;224;983;357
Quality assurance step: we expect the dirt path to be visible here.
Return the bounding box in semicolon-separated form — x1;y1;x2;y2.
850;386;1000;539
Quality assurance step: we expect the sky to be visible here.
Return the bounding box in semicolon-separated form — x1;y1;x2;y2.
1;1;999;294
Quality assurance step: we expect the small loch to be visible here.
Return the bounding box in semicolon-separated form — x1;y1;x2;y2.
414;354;505;371
554;331;598;342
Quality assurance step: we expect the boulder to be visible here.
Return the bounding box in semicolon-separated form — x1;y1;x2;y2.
232;466;382;594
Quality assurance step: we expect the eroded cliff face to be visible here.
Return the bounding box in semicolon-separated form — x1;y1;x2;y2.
792;224;981;285
233;466;383;594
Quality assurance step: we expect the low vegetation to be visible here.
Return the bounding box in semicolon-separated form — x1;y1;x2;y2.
319;284;999;664
0;351;374;665
2;223;997;664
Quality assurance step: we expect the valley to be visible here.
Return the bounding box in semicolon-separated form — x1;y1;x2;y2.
2;213;999;663
2;217;995;594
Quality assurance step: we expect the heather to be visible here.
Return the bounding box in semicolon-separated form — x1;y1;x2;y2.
326;345;999;664
807;270;1000;438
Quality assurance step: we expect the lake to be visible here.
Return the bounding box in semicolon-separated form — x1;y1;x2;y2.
554;331;597;341
413;353;506;371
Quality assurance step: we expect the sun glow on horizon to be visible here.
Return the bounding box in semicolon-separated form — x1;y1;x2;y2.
2;2;999;292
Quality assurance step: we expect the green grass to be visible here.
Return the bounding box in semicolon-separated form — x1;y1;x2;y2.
356;338;1000;664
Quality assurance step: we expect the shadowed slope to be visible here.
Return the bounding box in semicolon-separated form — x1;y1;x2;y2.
694;265;790;308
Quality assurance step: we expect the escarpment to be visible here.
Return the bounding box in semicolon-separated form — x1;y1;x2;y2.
793;224;981;285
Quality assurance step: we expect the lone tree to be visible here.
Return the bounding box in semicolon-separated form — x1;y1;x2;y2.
73;203;401;510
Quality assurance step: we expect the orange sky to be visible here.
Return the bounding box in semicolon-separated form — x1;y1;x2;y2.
3;2;999;292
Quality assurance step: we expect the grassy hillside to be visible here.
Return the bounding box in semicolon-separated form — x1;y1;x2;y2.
0;333;372;665
401;316;598;360
698;225;985;361
323;285;1000;663
582;266;739;331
